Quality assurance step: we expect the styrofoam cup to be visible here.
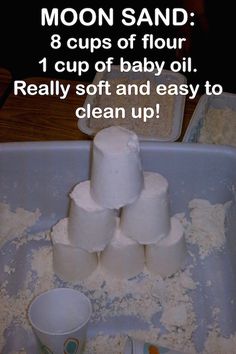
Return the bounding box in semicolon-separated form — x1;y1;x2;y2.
124;336;185;354
90;126;144;209
28;288;92;354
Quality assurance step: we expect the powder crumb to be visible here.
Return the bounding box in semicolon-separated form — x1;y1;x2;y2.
186;199;229;259
84;328;162;354
79;266;165;324
159;332;196;354
4;265;15;274
203;329;236;354
84;334;125;354
212;307;220;320
11;230;51;250
179;271;197;290
161;304;188;328
30;245;53;280
0;203;41;247
127;328;161;344
78;262;197;353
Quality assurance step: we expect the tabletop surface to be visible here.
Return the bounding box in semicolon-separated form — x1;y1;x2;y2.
0;71;200;143
0;68;11;102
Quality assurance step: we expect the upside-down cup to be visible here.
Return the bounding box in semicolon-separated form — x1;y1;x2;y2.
146;217;186;278
120;172;171;244
100;220;145;279
68;180;116;252
90;126;144;209
51;218;98;282
28;288;92;354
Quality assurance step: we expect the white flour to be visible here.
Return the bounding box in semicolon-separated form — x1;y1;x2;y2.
0;198;235;354
0;203;40;247
186;199;231;259
199;107;236;146
203;328;236;354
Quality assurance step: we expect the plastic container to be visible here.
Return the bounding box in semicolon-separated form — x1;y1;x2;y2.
78;66;187;142
1;141;236;353
183;92;236;144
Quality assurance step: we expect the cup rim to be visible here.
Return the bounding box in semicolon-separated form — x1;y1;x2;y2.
28;288;92;336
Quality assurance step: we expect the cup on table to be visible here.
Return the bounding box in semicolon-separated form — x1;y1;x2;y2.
124;336;185;354
28;288;92;354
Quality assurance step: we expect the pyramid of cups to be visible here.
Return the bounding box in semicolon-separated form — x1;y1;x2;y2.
51;126;186;281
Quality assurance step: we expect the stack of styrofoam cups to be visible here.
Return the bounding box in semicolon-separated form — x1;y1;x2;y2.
51;125;187;281
51;126;145;281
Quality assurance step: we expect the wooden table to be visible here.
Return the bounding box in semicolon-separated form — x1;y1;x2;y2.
0;74;200;143
0;68;12;105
